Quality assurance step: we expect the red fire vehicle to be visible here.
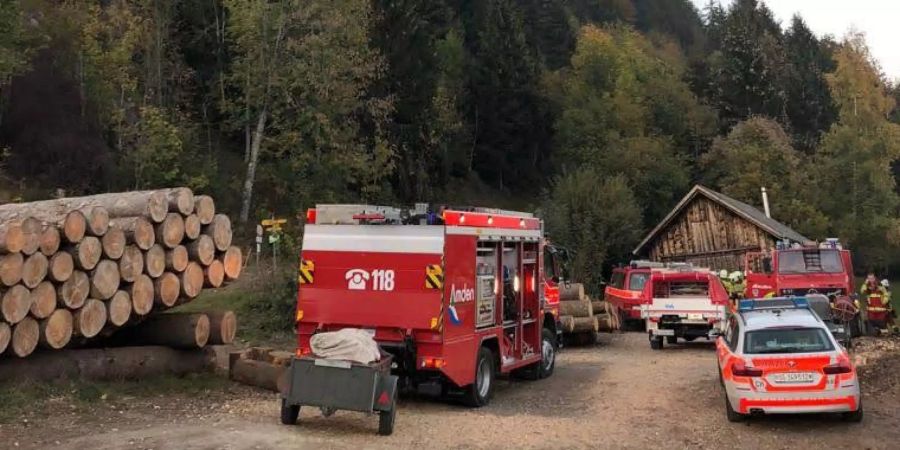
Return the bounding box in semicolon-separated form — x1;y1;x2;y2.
294;204;561;407
605;261;657;327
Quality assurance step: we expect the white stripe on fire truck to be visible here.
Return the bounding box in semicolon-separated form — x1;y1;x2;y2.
302;225;444;254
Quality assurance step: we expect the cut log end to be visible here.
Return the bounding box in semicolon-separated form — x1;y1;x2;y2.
0;223;26;253
106;291;133;327
62;210;87;244
49;251;74;283
189;235;216;266
40;309;73;350
119;245;145;283
74;299;107;339
82;206;110;236
154;272;180;307
90;260;121;300
58;270;90;309
181;262;204;299
0;322;10;354
39;226;61;256
147;191;169;223
204;260;225;288
22;252;49;288
0;252;24;287
11;317;39;357
2;285;32;324
169;188;195;215
20;217;42;256
208;311;237;345
70;236;102;271
29;281;58;319
184;214;201;240
221;246;243;281
101;227;126;259
166;245;189;272
145;244;166;278
155;213;185;249
111;217;155;250
203;214;233;252
194;195;216;225
129;274;155;316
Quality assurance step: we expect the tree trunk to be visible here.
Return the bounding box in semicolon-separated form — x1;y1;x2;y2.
48;252;74;283
0;191;169;224
207;311;237;345
188;235;216;266
74;298;107;338
58;270;89;309
183;214;201;240
0;223;25;253
101;226;126;259
0;322;9;354
166;245;188;272
68;236;102;271
2;285;31;324
89;260;121;300
124;313;210;348
193;195;216;225
10;317;39;357
155;213;185;249
39;308;73;350
181;262;204;299
144;244;166;278
220;246;243;281
128;274;155;316
39;226;61;256
22;252;49;288
110;217;155;250
154;272;180;307
240;107;268;222
203;214;233;252
119;245;145;283
29;281;57;319
204;260;225;288
105;290;132;327
0;252;23;286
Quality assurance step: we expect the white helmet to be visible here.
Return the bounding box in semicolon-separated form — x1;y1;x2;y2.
881;279;890;288
719;269;729;279
729;271;743;282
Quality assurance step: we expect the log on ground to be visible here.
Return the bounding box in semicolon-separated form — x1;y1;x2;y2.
2;285;32;324
596;313;616;332
101;226;126;259
220;246;243;281
591;300;611;315
184;214;201;240
0;223;26;253
119;245;144;282
559;300;593;317
128;274;155;316
39;308;73;350
204;260;225;288
39;226;61;256
166;245;188;272
229;358;287;393
68;236;102;271
571;316;598;333
560;283;585;301
154;272;180;307
144;244;166;278
0;322;9;354
29;281;57;319
181;262;204;298
58;270;89;309
74;298;107;338
110;217;155;250
560;315;575;333
48;252;74;283
0;252;23;286
203;214;232;252
89;260;121;300
22;252;49;288
188;235;215;266
10;317;39;357
122;313;210;348
105;290;132;327
207;311;237;345
193;195;215;225
155;213;185;249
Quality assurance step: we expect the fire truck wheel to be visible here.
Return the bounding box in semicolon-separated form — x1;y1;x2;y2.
378;389;398;435
280;399;300;425
464;347;495;407
666;336;677;345
724;396;745;423
650;336;663;350
538;328;557;379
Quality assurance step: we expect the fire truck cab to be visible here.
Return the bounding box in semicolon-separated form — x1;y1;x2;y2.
743;239;854;301
296;204;560;407
605;261;657;327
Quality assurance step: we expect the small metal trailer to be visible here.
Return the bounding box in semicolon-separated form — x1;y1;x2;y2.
280;354;399;436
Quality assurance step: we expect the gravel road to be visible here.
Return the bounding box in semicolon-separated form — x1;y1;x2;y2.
8;333;900;449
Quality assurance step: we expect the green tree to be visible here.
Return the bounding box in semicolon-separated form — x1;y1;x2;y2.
783;16;837;151
543;171;642;294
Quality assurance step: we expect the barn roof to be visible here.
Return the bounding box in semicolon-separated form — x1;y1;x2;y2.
633;185;809;255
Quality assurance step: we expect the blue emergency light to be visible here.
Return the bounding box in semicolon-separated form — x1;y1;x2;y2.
738;297;810;312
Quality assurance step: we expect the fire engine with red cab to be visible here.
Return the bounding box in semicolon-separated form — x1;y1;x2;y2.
291;204;563;409
605;261;656;328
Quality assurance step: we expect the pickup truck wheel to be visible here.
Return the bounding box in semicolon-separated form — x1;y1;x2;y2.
377;389;398;435
650;336;663;350
464;347;495;407
280;399;300;425
725;396;745;423
666;336;677;345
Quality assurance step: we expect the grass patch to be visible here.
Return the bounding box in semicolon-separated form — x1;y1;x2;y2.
0;373;229;424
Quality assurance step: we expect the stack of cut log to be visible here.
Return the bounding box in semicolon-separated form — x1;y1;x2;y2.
0;188;243;358
558;282;619;344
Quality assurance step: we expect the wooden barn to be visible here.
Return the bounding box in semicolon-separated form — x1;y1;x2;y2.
633;185;809;271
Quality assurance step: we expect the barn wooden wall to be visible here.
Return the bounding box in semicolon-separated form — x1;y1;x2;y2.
647;197;774;271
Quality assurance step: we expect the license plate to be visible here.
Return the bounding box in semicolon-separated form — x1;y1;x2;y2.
654;329;675;336
688;313;703;320
770;372;816;384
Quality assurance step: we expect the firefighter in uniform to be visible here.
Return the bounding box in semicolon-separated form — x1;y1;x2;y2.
728;271;746;301
718;270;732;298
860;274;890;332
881;279;897;333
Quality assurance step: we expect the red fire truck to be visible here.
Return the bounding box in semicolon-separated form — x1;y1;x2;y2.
294;204;561;407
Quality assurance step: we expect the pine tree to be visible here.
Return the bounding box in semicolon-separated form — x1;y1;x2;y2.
783;16;837;152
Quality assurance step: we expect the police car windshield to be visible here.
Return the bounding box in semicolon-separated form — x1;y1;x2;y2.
744;327;834;354
777;250;843;274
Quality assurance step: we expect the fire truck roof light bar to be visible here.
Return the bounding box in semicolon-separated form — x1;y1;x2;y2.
739;297;810;312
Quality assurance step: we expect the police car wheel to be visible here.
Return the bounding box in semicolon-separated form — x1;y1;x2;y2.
725;396;745;423
842;402;863;423
650;337;663;350
280;399;300;425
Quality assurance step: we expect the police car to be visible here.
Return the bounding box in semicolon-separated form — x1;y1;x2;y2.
716;297;862;422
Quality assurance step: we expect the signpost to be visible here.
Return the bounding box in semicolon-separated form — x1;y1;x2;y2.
261;218;287;272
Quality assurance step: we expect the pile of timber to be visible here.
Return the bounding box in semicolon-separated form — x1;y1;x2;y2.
0;188;243;358
558;282;619;344
229;347;293;393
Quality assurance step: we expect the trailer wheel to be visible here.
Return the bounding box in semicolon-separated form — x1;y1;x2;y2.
378;389;398;435
280;399;300;425
464;347;495;407
650;336;663;350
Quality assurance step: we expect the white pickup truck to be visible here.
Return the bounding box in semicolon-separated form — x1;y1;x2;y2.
639;268;730;350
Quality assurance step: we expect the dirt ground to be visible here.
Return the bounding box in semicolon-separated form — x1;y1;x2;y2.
4;333;900;450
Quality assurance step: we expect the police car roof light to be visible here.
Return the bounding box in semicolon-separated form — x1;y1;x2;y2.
738;297;809;312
